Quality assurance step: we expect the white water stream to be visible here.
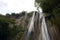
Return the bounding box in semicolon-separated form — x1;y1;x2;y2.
27;4;50;40
40;9;50;40
27;12;35;40
41;16;50;40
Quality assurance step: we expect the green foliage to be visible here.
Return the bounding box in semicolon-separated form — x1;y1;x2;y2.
6;11;27;19
35;0;60;13
53;7;60;16
0;16;24;40
35;0;60;31
35;0;41;3
21;11;26;15
28;11;33;17
11;13;16;16
0;16;15;24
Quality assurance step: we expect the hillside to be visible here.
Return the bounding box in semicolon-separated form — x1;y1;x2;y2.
0;11;60;40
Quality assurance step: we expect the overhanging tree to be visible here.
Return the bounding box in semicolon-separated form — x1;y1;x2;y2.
35;0;60;13
35;0;60;31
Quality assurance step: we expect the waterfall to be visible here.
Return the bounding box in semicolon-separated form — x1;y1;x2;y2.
41;16;50;40
39;12;50;40
35;2;50;40
27;12;35;40
27;3;50;40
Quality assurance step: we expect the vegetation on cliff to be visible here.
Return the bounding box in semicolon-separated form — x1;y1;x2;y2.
0;11;34;40
35;0;60;31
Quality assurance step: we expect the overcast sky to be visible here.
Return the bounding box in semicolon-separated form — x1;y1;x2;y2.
0;0;42;15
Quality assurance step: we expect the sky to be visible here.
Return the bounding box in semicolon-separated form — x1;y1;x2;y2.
0;0;42;15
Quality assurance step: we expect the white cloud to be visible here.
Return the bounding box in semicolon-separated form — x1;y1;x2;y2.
0;0;37;15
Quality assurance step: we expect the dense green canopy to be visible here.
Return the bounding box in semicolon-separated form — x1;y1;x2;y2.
0;16;24;40
35;0;60;13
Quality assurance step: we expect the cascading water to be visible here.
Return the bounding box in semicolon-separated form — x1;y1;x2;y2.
27;3;50;40
27;12;35;40
38;9;50;40
41;16;50;40
35;3;50;40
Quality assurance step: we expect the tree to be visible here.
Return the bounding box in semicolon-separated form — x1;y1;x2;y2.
35;0;60;14
35;0;60;31
6;13;11;18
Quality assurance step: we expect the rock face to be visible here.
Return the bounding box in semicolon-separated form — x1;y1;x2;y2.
46;20;60;40
10;12;60;40
34;13;41;40
31;12;60;40
21;12;60;40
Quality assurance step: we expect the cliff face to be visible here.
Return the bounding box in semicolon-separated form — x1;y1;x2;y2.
4;12;60;40
12;12;33;40
46;20;60;40
18;13;60;40
34;19;60;40
12;12;60;40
